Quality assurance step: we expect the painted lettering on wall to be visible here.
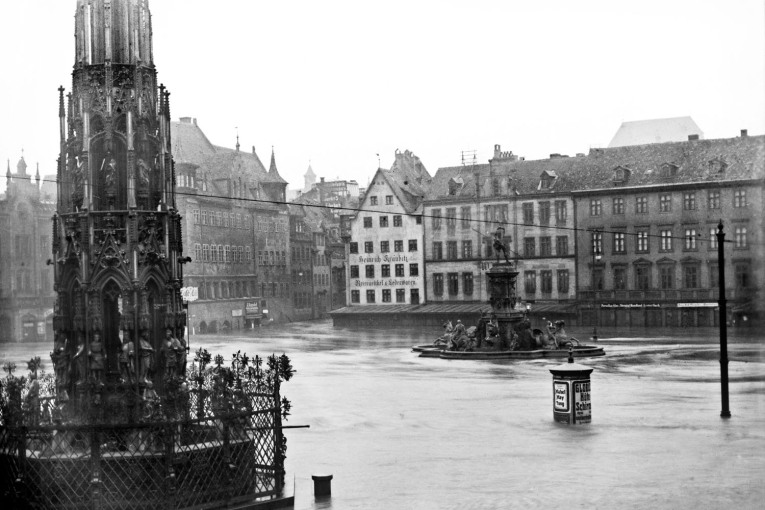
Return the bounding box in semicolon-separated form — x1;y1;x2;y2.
353;279;418;288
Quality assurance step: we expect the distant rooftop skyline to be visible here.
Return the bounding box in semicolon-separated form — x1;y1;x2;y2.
1;0;763;195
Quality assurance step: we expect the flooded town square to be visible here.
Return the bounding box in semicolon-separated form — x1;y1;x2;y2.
2;320;763;509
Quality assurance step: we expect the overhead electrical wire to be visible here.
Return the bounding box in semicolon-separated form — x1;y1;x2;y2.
6;173;761;247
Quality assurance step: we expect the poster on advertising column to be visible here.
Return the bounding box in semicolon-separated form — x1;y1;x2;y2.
554;381;569;412
573;380;591;424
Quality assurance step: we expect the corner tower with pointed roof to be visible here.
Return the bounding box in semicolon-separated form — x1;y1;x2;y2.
53;0;185;413
303;163;316;193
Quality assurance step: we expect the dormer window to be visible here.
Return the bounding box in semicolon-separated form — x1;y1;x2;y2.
708;157;727;175
539;170;557;190
448;177;464;196
660;163;678;179
612;166;631;185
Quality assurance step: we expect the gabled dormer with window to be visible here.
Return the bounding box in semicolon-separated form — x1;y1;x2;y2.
708;157;727;176
539;170;557;190
612;166;631;186
659;162;679;180
448;176;464;196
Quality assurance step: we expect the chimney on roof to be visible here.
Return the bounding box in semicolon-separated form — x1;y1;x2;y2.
740;129;748;137
252;146;256;155
179;117;192;124
320;177;325;183
193;118;197;126
688;134;700;141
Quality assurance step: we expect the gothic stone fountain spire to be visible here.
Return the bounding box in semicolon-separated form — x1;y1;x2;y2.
54;0;185;417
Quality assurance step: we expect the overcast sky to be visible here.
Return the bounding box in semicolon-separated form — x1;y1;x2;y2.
1;0;763;194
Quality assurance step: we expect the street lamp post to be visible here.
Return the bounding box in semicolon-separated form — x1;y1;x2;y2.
591;233;602;341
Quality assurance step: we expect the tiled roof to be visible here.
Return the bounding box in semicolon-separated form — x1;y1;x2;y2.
427;135;765;201
608;116;703;148
171;119;287;202
171;120;216;163
369;149;431;214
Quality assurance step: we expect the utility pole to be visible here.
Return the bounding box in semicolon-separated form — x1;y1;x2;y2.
716;221;731;418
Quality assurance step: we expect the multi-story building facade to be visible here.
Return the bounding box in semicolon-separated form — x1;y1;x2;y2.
289;206;314;320
424;145;577;317
172;118;290;331
574;132;764;327
345;150;430;307
0;156;57;342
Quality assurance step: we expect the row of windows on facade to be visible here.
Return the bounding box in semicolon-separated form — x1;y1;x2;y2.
195;280;275;300
588;226;750;255
291;270;309;286
350;263;419;279
179;175;254;196
369;195;395;206
588;189;748;217
192;209;286;232
430;201;569;230
293;292;312;309
194;244;251;264
349;240;418;254
178;176;263;199
362;214;421;228
8;235;50;258
588;262;751;291
6;270;51;295
430;237;571;261
350;288;420;304
431;270;571;297
192;245;333;266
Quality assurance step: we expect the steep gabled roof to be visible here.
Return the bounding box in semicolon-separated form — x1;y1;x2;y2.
171;120;216;163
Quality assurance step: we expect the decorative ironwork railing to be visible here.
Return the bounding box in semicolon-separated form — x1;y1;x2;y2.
0;351;293;510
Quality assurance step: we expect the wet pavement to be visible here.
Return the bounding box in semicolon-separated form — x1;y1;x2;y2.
2;321;764;509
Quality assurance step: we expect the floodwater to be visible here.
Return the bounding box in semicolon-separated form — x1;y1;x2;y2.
2;321;764;509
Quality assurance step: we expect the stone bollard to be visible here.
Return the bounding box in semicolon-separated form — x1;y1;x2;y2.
312;474;333;497
549;347;593;425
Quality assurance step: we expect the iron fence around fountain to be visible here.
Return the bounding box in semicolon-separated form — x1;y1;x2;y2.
0;389;286;509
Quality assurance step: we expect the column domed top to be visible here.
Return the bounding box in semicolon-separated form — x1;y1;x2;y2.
75;0;154;67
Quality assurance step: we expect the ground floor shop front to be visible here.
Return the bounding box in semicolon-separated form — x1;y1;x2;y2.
579;301;754;328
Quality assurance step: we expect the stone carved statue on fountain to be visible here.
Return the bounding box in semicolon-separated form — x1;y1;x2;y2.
137;158;151;189
89;332;105;384
51;334;70;400
161;328;181;377
119;331;135;384
72;335;88;387
177;334;188;378
102;153;117;190
138;332;155;385
72;156;85;209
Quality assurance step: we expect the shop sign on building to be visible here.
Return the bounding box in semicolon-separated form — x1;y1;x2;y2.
245;301;261;318
677;302;718;308
601;303;661;308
